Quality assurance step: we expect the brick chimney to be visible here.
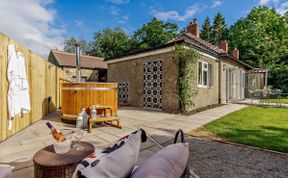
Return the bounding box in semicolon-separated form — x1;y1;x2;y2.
233;48;239;60
187;18;199;38
218;40;228;53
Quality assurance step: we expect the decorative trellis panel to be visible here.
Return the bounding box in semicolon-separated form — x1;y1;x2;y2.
143;60;162;109
118;82;129;105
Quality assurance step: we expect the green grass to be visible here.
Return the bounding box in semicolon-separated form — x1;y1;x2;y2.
283;99;288;104
261;98;288;104
276;98;288;104
201;106;288;153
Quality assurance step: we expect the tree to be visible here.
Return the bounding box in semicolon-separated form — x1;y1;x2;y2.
89;27;134;58
133;17;178;50
64;37;91;55
200;17;212;42
211;12;228;44
228;6;288;91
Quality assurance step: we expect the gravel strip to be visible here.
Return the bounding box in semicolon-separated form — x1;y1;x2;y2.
187;137;288;178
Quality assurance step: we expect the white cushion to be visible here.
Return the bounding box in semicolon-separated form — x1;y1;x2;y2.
73;129;146;178
0;165;13;178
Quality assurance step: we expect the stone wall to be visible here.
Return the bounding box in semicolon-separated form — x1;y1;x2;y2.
64;68;99;82
107;49;248;112
187;55;220;111
108;51;179;112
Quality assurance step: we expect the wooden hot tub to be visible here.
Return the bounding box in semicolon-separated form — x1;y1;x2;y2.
61;82;118;122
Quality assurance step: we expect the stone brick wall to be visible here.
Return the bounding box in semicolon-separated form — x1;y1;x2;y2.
187;55;220;111
108;51;179;112
64;68;99;82
108;49;247;112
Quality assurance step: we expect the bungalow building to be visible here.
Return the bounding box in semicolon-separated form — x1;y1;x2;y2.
105;19;267;112
48;50;107;82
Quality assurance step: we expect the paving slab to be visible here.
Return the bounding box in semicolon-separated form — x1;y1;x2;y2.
0;103;249;178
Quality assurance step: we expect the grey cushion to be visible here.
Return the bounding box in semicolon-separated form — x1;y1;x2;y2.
131;143;189;178
0;167;12;178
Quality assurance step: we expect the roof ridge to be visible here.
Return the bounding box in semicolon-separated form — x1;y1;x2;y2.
183;32;225;53
52;49;104;60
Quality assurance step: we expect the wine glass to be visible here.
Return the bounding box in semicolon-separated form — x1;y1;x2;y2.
73;129;84;150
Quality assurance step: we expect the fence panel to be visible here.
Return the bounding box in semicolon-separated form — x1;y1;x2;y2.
0;32;65;142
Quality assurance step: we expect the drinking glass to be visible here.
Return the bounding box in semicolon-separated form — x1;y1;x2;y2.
73;129;84;150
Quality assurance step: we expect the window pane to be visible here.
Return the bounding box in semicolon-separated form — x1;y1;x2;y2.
203;71;208;86
209;64;214;87
198;62;202;84
203;63;208;69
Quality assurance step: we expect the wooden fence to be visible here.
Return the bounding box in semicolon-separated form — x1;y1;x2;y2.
0;32;65;142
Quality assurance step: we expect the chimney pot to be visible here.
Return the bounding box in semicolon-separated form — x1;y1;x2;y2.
186;18;200;38
233;48;239;60
218;41;228;53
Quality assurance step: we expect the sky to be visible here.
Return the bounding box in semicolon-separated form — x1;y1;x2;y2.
0;0;287;58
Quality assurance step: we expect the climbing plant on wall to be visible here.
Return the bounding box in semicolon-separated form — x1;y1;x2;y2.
175;45;199;112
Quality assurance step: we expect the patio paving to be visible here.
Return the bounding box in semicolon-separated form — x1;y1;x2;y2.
236;98;288;108
0;103;250;177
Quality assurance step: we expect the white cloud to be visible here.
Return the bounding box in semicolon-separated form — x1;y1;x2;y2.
259;0;288;15
105;0;129;5
259;0;279;5
117;15;129;24
75;20;83;27
153;5;199;21
276;1;288;15
0;0;65;58
123;15;129;21
110;6;120;15
260;0;270;5
212;0;222;8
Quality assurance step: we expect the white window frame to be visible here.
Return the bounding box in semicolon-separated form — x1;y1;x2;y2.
198;60;209;88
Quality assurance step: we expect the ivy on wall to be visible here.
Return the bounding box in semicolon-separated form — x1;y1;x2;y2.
175;45;199;112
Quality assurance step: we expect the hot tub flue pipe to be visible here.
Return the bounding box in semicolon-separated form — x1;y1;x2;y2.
75;43;81;82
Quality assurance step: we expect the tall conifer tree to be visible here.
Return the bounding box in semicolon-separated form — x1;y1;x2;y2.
200;17;212;42
211;12;228;44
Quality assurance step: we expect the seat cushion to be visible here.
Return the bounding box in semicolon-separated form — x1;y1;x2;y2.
131;143;189;178
0;166;13;178
73;129;147;178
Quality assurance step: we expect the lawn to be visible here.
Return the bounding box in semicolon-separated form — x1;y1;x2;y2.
276;98;288;104
192;106;288;153
261;98;288;104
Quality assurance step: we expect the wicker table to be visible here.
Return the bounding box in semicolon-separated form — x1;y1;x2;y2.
33;141;94;178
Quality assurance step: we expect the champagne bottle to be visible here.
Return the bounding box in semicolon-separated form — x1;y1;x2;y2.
46;121;66;142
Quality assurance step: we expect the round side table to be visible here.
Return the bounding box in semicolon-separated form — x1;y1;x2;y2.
33;141;94;178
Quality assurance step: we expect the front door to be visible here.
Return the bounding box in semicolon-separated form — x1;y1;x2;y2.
143;60;162;109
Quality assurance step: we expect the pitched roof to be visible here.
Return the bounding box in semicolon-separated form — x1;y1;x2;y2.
167;32;226;54
105;32;253;69
219;53;253;69
51;50;107;69
105;32;226;62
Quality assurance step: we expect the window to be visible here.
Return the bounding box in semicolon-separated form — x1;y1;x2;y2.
198;60;214;87
118;82;129;105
